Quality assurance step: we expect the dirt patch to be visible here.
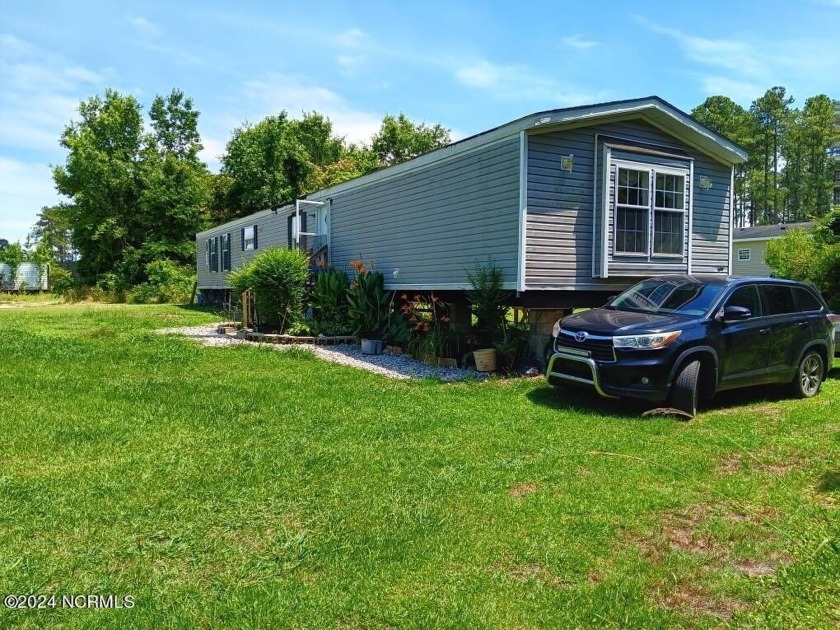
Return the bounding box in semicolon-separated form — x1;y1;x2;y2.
657;581;749;619
736;559;778;577
718;453;743;475
509;482;538;498
506;563;569;588
659;506;728;558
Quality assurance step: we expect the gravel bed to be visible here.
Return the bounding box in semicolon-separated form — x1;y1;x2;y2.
156;325;487;382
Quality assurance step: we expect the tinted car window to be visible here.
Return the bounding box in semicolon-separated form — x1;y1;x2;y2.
793;287;823;312
725;285;761;316
762;285;796;315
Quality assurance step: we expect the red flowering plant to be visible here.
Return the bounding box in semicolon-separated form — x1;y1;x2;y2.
401;292;455;359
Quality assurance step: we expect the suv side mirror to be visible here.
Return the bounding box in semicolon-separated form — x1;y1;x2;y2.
720;305;752;321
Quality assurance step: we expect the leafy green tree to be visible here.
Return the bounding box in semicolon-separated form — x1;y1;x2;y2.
53;89;144;284
0;241;25;289
137;89;210;266
53;88;210;290
371;113;451;167
692;96;755;227
0;239;8;250
28;204;77;266
221;113;312;218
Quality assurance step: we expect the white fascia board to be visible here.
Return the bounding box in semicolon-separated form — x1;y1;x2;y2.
731;237;773;243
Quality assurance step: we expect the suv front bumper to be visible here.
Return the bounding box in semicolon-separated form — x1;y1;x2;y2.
546;351;671;402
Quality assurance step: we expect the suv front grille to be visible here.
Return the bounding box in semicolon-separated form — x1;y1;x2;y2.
555;330;616;362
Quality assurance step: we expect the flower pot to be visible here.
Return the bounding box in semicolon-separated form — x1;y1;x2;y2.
361;338;383;355
473;348;497;372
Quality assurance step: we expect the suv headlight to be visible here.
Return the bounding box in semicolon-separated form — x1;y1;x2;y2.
552;320;562;337
613;331;681;349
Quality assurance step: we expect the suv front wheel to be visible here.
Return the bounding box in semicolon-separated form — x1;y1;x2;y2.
791;350;824;398
669;359;701;417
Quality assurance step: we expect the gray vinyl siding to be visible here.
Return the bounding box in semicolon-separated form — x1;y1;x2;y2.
525;119;732;288
310;137;521;287
731;240;772;276
690;158;732;274
196;208;291;289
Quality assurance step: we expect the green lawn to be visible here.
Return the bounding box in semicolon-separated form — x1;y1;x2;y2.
0;304;838;628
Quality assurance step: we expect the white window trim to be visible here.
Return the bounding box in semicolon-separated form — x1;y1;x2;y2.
612;159;688;259
738;248;751;261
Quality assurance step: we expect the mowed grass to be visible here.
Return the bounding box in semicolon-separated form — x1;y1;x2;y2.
0;304;838;628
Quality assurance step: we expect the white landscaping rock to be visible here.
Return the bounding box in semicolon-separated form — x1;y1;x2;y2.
157;325;486;382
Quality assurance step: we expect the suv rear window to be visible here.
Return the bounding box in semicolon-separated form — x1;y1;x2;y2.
762;285;796;315
793;287;823;312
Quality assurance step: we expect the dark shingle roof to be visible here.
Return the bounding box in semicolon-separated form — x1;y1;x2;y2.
733;222;814;241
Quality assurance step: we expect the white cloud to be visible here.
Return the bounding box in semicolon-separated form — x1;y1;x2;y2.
128;17;161;37
335;28;366;49
699;76;765;104
238;76;382;145
639;18;840;103
198;136;226;172
455;60;512;89
0;157;60;242
454;59;608;107
561;34;598;50
642;21;765;79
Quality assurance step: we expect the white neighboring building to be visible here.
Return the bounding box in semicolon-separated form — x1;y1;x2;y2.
0;262;49;291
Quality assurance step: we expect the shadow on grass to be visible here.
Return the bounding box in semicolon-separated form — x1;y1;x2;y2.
527;386;653;420
529;381;815;421
818;471;840;493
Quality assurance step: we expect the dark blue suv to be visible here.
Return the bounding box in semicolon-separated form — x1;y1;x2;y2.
545;275;837;417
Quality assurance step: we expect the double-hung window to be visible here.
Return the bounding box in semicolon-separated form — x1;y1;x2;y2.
653;172;685;255
221;233;231;271
615;165;686;257
242;225;257;251
208;237;219;272
616;168;650;254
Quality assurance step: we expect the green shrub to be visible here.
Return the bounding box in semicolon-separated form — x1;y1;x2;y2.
229;247;310;333
311;268;351;335
766;214;840;310
50;266;75;296
127;260;195;304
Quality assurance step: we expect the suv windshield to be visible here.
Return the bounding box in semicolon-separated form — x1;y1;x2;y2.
609;279;723;316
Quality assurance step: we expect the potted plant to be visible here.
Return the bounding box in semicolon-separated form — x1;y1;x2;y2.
347;261;391;354
466;258;509;372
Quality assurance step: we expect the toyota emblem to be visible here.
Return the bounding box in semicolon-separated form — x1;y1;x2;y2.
575;331;588;342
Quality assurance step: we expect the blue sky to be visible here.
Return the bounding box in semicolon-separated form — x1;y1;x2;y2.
2;0;839;242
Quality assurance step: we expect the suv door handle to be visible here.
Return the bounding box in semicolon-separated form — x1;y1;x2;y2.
759;328;771;335
797;322;809;329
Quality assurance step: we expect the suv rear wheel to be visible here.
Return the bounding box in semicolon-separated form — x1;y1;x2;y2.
669;359;701;417
791;350;823;398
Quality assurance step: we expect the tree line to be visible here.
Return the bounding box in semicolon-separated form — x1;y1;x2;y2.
692;88;839;227
4;85;837;296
